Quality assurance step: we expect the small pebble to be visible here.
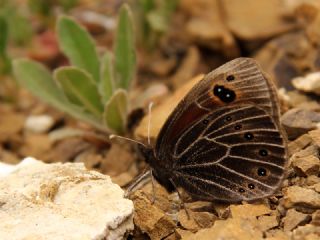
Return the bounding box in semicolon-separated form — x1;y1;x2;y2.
24;115;55;133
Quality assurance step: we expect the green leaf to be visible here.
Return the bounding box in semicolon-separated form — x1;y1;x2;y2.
114;4;136;90
0;16;8;55
54;67;103;118
57;16;100;82
103;89;128;134
99;51;114;104
147;11;167;32
13;59;107;132
0;16;11;74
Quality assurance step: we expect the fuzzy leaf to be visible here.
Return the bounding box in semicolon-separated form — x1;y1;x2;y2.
99;51;114;103
0;17;8;55
13;59;107;131
114;4;136;90
103;89;128;134
57;16;100;82
54;67;103;118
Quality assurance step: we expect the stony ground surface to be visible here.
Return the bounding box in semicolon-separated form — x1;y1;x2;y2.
1;0;320;239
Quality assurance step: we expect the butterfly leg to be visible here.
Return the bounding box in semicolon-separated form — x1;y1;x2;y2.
124;168;151;197
169;178;191;219
150;169;157;204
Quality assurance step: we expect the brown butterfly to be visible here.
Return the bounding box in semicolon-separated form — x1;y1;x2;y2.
130;58;288;203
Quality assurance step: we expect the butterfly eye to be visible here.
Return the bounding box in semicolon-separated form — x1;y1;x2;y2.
259;149;268;156
226;75;235;81
213;85;236;103
225;116;232;121
202;119;209;124
244;132;254;140
234;125;242;130
248;183;255;189
257;168;267;176
238;188;245;193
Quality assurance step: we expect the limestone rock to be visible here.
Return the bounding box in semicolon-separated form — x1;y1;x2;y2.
281;108;320;139
0;158;134;240
283;209;311;232
283;186;320;209
24;115;55;133
292;72;320;95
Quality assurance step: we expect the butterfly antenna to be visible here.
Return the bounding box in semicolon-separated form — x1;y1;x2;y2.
147;102;154;145
109;134;147;148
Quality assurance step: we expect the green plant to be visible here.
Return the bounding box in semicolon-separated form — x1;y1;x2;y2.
0;16;11;75
28;0;79;15
133;0;178;50
0;0;33;46
13;4;136;134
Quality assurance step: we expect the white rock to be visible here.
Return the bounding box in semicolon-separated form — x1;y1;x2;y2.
292;72;320;95
24;115;55;133
0;157;134;240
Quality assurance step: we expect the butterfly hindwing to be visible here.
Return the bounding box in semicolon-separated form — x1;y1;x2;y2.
150;58;287;202
171;105;286;202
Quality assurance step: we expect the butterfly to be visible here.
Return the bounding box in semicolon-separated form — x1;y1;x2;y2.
131;58;288;203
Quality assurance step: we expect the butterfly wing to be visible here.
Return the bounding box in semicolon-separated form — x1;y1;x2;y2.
153;58;287;202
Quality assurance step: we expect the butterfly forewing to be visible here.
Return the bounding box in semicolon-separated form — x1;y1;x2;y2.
151;58;287;202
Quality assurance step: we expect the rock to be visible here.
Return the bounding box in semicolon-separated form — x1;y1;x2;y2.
230;203;272;218
282;209;311;232
100;143;135;176
283;186;320;209
132;191;176;240
131;83;169;109
309;183;320;193
184;218;263;240
292;224;320;240
257;215;279;232
308;129;320;147
291;145;320;176
0;146;20;164
0;162;16;177
212;203;230;218
180;0;239;57
24;115;55;133
224;0;297;41
311;210;320;226
265;230;291;240
292;72;320;95
0;109;25;142
175;228;193;239
135;74;204;140
281;108;320;139
288;134;312;156
45;137;91;163
171;46;201;88
0;158;134;240
178;210;216;231
19;133;52;160
306;175;320;186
